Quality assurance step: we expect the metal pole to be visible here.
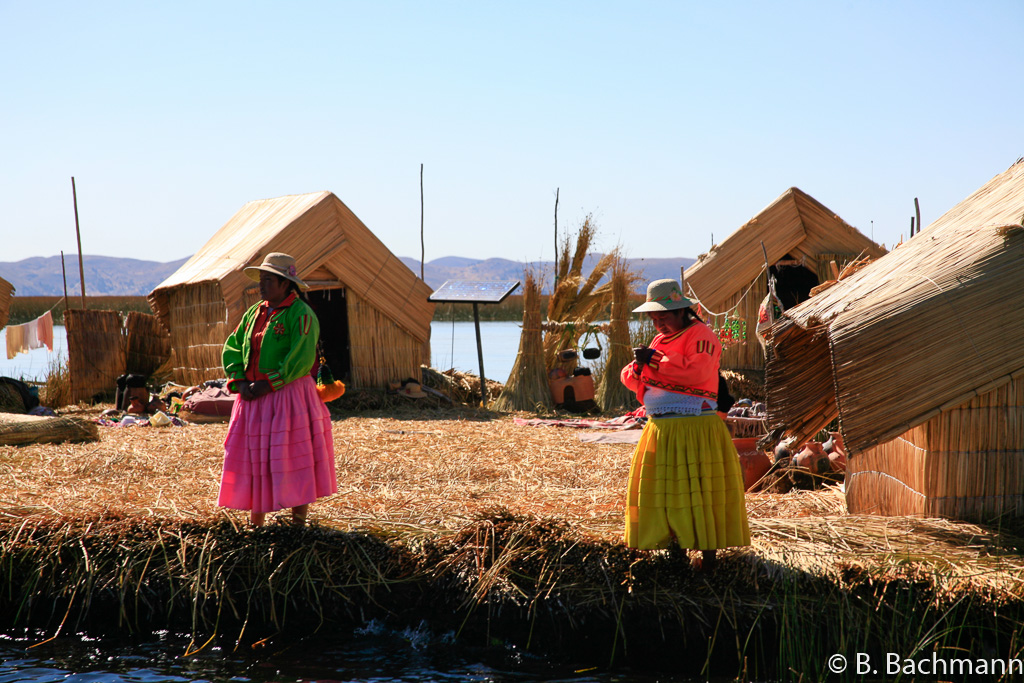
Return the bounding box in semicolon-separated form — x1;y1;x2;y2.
473;302;487;408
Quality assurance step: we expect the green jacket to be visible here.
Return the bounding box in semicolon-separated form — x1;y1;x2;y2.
222;296;320;392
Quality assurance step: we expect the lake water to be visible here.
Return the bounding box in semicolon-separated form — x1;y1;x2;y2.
0;625;711;682
0;322;533;385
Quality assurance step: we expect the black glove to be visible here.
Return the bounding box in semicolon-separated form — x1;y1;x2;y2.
249;380;273;399
633;346;656;366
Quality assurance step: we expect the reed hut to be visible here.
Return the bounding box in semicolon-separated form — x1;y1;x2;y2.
683;187;886;372
766;159;1024;522
0;275;13;330
149;191;434;388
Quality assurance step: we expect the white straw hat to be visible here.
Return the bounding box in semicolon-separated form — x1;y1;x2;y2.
244;252;308;290
632;279;693;313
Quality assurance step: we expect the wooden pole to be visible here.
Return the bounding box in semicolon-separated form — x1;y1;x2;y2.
420;163;425;281
553;187;559;288
60;250;69;323
71;177;86;309
915;197;921;236
910;216;916;237
473;302;487;408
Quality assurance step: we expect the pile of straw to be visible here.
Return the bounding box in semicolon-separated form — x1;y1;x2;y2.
420;366;504;407
2;408;1024;677
493;271;551;412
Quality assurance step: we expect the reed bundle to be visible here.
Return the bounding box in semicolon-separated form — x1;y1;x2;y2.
595;260;640;413
493;271;551;413
544;216;618;368
0;412;98;445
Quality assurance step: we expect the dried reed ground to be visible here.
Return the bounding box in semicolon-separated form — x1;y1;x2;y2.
2;405;1023;605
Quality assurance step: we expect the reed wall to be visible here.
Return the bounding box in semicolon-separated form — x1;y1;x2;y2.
0;277;13;330
847;375;1024;522
167;282;230;386
125;312;171;378
66;309;125;403
348;290;428;388
715;275;768;371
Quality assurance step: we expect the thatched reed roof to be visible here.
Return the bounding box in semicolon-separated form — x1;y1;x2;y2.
924;157;1024;235
683;187;886;311
768;160;1024;454
0;275;14;330
149;191;433;343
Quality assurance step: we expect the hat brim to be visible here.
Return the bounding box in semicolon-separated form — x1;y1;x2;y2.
244;265;309;290
632;297;693;313
400;390;427;399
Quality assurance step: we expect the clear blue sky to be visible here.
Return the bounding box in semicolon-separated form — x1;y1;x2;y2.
2;1;1021;265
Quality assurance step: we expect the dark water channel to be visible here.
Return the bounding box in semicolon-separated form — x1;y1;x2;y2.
0;622;716;683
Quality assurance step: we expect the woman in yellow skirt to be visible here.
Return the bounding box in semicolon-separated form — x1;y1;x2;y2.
620;279;750;569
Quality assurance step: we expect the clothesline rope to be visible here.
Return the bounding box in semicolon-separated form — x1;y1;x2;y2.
684;266;765;321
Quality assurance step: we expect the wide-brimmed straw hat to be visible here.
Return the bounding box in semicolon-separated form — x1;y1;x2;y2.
244;252;308;290
632;278;693;313
399;382;427;399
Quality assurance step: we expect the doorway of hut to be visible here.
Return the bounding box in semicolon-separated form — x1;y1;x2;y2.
306;289;352;383
768;255;820;310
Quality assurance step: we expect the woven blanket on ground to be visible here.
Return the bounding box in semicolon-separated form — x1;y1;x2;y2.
577;430;643;444
512;415;643;430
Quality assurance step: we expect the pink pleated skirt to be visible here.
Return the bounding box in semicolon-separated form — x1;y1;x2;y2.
218;376;337;514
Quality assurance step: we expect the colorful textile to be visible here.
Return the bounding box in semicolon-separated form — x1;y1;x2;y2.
619;322;721;405
222;293;318;393
4;310;54;359
625;414;750;550
218;376;336;514
5;324;24;360
512;415;644;430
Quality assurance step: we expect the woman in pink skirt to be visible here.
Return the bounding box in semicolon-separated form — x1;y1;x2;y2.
218;252;337;526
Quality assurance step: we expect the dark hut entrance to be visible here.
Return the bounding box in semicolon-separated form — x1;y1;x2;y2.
769;256;820;310
306;289;351;382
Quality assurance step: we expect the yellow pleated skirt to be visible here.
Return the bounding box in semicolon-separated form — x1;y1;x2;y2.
625;413;751;550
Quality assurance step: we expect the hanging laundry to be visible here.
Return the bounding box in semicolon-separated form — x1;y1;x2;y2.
5;310;55;359
5;324;24;360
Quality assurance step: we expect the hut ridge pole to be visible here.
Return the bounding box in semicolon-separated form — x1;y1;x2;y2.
71;177;86;309
914;197;921;236
473;301;487;408
420;163;425;281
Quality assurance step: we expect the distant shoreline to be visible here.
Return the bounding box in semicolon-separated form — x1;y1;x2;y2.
10;294;646;325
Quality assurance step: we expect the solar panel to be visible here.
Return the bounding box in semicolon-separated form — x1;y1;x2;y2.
428;280;520;304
